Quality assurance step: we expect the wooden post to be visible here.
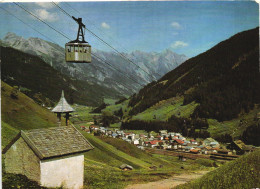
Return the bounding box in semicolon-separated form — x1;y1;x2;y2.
57;112;61;127
65;112;70;126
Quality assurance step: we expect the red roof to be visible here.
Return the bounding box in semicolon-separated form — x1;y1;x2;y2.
150;140;162;145
174;139;184;144
190;149;199;153
190;139;196;142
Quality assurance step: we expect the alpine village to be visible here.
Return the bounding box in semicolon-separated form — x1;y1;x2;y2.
1;2;260;189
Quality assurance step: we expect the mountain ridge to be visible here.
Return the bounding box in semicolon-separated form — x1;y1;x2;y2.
1;45;120;106
127;27;259;121
2;32;188;94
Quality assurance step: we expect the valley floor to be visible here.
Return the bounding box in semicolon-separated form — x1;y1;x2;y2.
125;170;209;189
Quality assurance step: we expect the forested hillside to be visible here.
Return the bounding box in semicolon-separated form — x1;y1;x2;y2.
128;27;259;122
1;46;119;106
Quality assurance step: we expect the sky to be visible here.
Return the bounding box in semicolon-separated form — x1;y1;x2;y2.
0;1;259;57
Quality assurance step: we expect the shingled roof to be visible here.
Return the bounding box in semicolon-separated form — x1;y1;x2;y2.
3;126;93;159
52;91;74;113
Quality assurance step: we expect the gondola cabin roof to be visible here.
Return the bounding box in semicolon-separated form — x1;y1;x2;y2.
52;91;74;113
66;42;91;47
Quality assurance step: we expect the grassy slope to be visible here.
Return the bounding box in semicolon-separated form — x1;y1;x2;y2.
97;136;176;168
76;126;152;169
176;150;260;189
208;106;260;139
103;95;258;139
1;81;58;147
71;105;100;123
78;129;210;189
132;96;198;121
1;121;19;148
103;99;130;115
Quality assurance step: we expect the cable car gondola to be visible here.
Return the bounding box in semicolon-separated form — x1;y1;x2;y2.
65;16;91;63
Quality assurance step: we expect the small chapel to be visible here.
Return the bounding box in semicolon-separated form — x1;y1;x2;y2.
3;91;93;189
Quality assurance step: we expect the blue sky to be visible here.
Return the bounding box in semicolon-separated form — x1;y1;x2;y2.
0;1;259;57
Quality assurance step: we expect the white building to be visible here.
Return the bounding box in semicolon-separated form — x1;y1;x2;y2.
3;126;94;189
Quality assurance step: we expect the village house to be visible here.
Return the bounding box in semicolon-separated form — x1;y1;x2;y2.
172;139;184;149
159;130;168;136
168;132;175;137
112;133;118;138
229;140;253;155
190;139;198;145
156;135;163;140
203;138;219;148
138;138;145;146
89;124;100;132
3;126;94;189
133;139;139;145
119;164;133;171
148;140;162;148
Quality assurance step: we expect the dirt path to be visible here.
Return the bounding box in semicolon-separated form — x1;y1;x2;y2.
125;171;209;189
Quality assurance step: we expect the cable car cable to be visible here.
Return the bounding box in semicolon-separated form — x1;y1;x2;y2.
90;64;138;93
0;7;56;44
49;3;146;86
13;2;70;41
52;2;72;19
92;53;145;87
62;2;163;79
10;3;145;90
2;7;136;93
51;2;157;81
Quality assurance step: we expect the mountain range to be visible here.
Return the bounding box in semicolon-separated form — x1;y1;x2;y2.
2;32;188;95
104;27;260;144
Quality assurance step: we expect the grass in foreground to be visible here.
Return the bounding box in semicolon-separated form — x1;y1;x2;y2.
80;131;215;189
176;150;260;189
2;173;48;189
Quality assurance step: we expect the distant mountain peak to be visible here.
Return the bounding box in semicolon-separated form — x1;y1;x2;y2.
2;32;188;95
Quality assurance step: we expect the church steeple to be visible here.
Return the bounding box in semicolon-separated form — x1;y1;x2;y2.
52;90;74;126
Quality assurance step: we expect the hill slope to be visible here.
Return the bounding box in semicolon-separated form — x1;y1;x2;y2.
176;150;260;189
1;46;119;106
1;81;58;147
1;84;212;189
102;28;260;141
128;27;259;122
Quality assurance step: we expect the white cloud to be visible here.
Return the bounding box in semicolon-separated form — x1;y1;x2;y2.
171;41;188;49
101;22;110;29
35;2;55;9
35;9;59;22
171;22;181;29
